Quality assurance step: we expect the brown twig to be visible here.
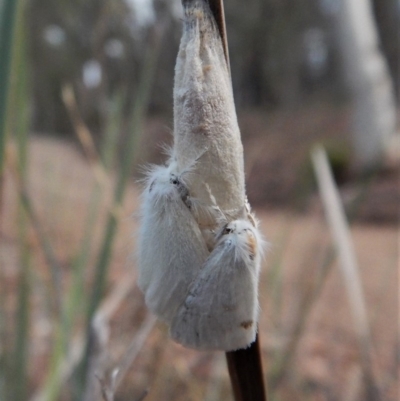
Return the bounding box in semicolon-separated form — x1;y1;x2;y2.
199;0;267;399
226;334;267;401
206;0;230;69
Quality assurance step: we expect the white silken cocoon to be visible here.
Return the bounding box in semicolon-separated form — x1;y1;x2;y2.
173;0;245;218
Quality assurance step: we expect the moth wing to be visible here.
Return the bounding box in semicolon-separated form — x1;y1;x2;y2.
170;240;259;351
137;167;209;323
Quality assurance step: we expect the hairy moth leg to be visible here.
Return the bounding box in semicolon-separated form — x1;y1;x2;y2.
170;218;263;351
173;0;245;214
137;163;209;323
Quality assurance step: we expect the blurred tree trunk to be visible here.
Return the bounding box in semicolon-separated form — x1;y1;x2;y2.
371;0;399;98
332;0;397;170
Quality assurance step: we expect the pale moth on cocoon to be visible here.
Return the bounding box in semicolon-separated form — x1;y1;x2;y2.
136;0;265;351
170;219;262;351
137;161;209;324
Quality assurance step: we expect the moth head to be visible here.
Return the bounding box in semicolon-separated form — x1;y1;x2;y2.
217;219;265;265
170;173;190;202
222;219;254;236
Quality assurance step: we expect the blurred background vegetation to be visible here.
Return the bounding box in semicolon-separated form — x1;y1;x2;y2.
0;0;398;400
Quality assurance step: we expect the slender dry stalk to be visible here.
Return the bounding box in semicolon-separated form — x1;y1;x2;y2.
76;21;165;399
176;0;267;398
96;315;156;401
36;91;125;401
1;2;32;398
30;273;152;401
311;145;381;400
30;336;85;401
269;242;335;390
198;0;267;398
62;85;109;187
226;335;267;401
6;143;63;314
206;0;230;70
0;0;19;205
0;4;21;395
269;152;386;393
88;273;154;401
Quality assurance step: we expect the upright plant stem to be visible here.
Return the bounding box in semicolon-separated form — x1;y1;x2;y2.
269;159;380;391
311;146;381;400
0;0;18;169
75;25;164;398
86;29;160;326
0;6;19;358
36;102;121;399
14;223;30;401
226;335;267;401
1;0;30;399
205;0;267;399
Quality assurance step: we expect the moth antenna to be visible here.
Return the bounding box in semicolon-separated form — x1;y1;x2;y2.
178;147;209;179
203;182;218;206
159;143;175;160
136;163;161;186
193;146;209;163
187;196;222;228
199;182;232;228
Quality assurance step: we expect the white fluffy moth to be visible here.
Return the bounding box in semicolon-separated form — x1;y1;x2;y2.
170;219;263;351
136;0;265;352
137;160;209;323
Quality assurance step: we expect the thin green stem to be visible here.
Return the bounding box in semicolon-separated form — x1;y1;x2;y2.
1;0;30;399
0;0;18;170
39;93;124;401
75;25;165;399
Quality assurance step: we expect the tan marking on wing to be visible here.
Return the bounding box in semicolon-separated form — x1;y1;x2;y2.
240;320;253;329
246;232;257;255
193;8;204;19
203;65;212;74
